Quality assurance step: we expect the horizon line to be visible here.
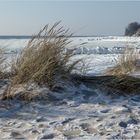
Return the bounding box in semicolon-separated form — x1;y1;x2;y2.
0;35;126;39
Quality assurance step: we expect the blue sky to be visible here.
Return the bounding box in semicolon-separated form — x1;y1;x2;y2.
0;1;140;36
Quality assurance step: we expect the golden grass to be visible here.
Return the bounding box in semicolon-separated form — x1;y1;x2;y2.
0;48;7;78
106;47;139;75
11;22;81;87
2;22;82;100
104;47;140;93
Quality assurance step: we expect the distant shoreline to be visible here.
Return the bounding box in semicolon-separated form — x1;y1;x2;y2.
0;35;138;39
0;35;125;39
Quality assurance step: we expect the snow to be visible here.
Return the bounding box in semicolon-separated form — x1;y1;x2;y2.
71;54;118;75
0;39;29;53
0;36;140;139
0;36;139;75
68;36;140;75
0;36;140;54
0;78;140;139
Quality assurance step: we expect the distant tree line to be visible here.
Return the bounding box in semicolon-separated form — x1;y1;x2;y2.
125;22;140;36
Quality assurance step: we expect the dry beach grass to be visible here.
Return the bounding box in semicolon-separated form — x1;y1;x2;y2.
2;22;81;100
105;46;140;93
0;48;7;78
106;47;139;75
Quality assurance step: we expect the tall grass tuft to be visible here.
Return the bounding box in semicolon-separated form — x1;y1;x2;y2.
105;46;140;93
1;22;83;100
10;22;81;88
106;47;139;75
0;48;7;78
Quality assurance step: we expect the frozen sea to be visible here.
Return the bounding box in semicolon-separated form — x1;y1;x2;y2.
1;36;140;75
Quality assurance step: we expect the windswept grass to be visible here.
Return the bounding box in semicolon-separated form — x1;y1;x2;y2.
2;22;82;100
11;22;81;87
106;47;139;75
104;46;140;93
0;48;7;78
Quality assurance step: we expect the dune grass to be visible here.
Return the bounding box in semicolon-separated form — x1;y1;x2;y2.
106;47;139;75
2;22;82;100
104;47;140;93
11;22;81;87
0;48;7;78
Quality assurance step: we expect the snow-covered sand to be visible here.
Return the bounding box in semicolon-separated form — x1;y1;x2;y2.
0;36;140;139
0;80;140;139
